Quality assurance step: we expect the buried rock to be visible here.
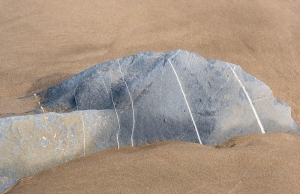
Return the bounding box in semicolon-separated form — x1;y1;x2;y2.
35;49;299;144
0;50;299;192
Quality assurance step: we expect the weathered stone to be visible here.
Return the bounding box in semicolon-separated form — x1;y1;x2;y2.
0;110;118;192
36;49;299;144
0;50;299;192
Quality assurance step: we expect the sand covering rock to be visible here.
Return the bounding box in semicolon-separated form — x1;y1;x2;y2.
3;133;300;194
0;0;300;193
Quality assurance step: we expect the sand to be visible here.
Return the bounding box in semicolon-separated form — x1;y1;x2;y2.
3;133;300;194
1;0;300;193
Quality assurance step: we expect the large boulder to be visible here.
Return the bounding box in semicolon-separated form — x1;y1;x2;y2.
0;50;299;192
35;49;299;144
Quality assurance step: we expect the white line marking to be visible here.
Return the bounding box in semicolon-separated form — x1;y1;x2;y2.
101;78;121;149
118;59;135;147
226;62;265;134
81;112;86;156
168;50;202;144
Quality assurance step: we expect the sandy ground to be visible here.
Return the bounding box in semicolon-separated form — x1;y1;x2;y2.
4;133;300;194
1;0;300;193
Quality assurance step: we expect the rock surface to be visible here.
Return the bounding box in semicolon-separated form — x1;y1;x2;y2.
0;110;119;192
36;49;299;143
0;50;299;192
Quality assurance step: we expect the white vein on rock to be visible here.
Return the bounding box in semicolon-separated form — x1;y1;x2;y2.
101;78;121;149
168;50;203;144
211;73;232;99
34;93;44;112
226;63;265;134
118;60;135;147
252;95;272;103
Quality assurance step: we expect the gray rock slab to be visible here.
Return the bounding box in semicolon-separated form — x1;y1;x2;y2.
0;110;119;192
35;49;299;144
0;50;299;192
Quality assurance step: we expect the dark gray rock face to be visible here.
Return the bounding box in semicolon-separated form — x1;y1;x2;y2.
0;50;299;192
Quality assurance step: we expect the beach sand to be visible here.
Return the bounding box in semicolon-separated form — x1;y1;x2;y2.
3;133;300;193
1;0;300;193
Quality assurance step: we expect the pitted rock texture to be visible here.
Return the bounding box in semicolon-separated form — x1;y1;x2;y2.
0;50;299;192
